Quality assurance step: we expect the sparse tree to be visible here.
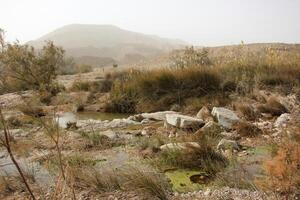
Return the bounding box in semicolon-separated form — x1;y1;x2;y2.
0;30;64;93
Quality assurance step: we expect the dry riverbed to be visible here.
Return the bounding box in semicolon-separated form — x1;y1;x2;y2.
0;89;299;200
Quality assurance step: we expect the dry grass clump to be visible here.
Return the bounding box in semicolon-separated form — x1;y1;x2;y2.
234;102;259;121
6;116;22;128
215;162;257;190
107;46;300;113
109;67;221;113
70;79;112;93
80;132;125;149
0;175;29;196
159;145;228;175
121;165;171;200
157;133;228;175
19;104;45;117
74;165;171;200
233;121;262;137
257;96;288;116
257;140;300;199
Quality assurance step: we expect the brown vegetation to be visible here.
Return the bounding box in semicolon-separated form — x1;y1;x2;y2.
233;121;263;137
257;140;300;199
257;96;288;116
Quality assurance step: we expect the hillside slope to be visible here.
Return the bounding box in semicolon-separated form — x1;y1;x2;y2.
28;24;186;66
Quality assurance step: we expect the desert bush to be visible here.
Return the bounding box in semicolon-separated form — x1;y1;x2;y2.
19;104;45;117
38;82;65;105
257;140;300;198
70;79;112;93
58;58;93;75
70;81;91;91
215;161;257;190
157;133;227;175
77;64;93;73
135;134;166;151
106;44;300;113
6;116;22;128
106;79;138;113
159;145;228;175
170;46;212;69
257;96;288;116
121;165;171;200
77;166;121;192
109;67;221;113
80;132;124;149
0;37;64;93
75;164;171;199
233;121;262;137
234;102;258;121
66;154;97;167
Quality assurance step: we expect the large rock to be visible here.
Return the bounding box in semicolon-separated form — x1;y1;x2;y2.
196;106;213;122
274;113;291;128
160;142;200;151
77;118;139;131
211;107;240;129
140;111;177;121
165;114;205;129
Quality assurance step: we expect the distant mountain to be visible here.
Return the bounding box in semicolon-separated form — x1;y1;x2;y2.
27;24;187;66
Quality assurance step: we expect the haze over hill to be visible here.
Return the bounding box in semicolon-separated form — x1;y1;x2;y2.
28;24;187;66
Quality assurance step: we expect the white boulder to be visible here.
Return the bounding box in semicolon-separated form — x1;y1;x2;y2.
165;114;205;129
140;111;177;121
211;107;240;129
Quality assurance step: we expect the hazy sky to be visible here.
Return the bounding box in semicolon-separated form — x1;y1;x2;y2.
1;0;300;46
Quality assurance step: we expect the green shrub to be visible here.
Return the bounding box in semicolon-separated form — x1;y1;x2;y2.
0;40;64;93
108;68;221;113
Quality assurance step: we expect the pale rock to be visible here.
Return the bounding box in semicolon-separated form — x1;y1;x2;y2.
274;113;291;128
141;118;150;124
170;104;181;112
160;142;200;151
220;131;241;140
141;126;156;136
56;112;77;129
140;111;177;121
217;139;240;152
100;130;118;139
165;113;205;129
204;189;211;196
211;107;240;129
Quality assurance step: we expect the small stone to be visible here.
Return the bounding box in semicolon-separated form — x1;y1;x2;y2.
108;195;114;200
141;118;150;124
274;113;291;128
217;139;240;152
204;189;211;196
